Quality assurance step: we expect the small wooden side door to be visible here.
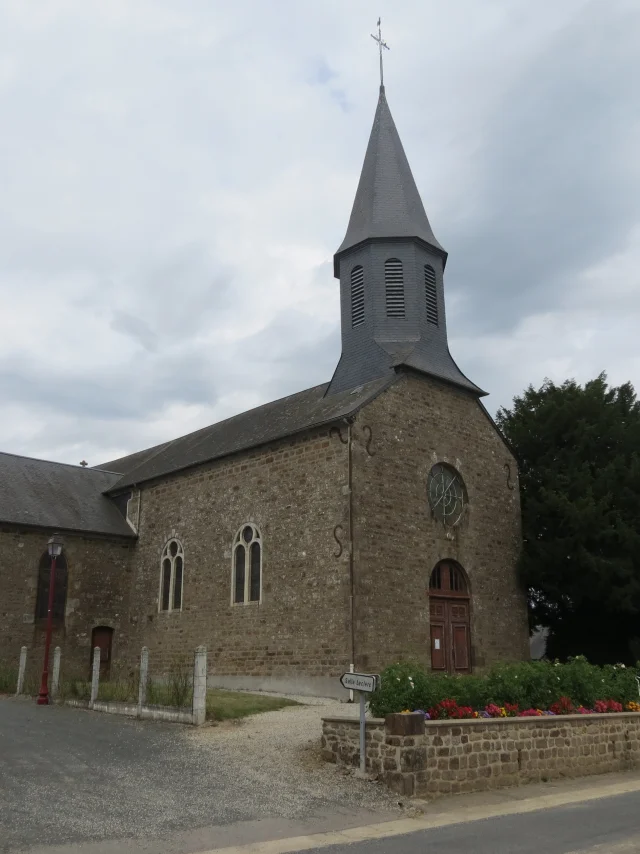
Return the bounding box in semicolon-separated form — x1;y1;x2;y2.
91;627;113;680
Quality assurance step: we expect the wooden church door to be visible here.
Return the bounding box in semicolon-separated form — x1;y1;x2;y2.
429;562;471;674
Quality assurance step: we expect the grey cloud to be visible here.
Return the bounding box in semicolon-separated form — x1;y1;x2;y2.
111;310;158;352
0;1;639;463
0;350;217;422
445;2;640;334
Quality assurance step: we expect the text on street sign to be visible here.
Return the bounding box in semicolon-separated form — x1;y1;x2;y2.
340;672;377;693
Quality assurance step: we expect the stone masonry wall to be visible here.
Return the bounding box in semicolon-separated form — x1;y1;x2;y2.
125;426;352;693
0;527;135;681
322;712;640;798
350;372;529;672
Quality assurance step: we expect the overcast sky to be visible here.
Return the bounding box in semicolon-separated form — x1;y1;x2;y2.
1;0;639;466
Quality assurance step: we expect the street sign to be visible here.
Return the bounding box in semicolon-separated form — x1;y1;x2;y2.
340;671;378;693
340;671;380;777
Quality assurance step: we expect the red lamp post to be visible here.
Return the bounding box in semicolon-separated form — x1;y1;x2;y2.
37;533;64;706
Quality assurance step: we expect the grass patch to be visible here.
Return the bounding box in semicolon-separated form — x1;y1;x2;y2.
206;690;299;721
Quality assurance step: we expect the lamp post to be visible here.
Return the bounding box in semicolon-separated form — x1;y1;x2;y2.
37;533;64;706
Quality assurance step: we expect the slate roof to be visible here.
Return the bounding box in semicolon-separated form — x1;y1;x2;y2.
334;85;446;272
102;376;394;491
0;452;136;538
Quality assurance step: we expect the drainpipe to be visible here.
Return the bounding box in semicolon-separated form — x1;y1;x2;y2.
346;419;356;679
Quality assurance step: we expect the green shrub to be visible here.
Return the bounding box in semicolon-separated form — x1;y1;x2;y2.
368;657;640;717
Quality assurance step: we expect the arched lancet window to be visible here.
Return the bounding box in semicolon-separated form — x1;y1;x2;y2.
424;264;438;325
232;524;262;605
350;265;365;327
159;538;184;612
35;550;68;622
385;258;405;318
429;560;471;674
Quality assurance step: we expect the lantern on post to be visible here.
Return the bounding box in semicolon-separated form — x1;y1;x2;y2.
36;533;64;705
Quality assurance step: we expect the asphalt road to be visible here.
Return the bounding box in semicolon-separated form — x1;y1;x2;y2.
300;789;640;853
0;698;395;853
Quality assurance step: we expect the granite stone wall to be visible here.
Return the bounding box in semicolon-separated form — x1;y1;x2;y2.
322;712;640;797
350;371;529;673
0;527;135;680
125;426;353;695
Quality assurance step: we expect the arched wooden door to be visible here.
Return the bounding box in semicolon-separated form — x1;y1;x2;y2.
429;561;471;674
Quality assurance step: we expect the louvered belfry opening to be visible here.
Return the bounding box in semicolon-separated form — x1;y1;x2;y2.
425;264;438;325
385;258;405;318
350;265;365;327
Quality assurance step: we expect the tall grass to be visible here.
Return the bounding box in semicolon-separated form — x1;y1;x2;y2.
0;664;17;694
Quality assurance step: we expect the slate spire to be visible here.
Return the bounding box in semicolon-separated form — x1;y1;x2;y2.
327;87;484;397
334;86;446;275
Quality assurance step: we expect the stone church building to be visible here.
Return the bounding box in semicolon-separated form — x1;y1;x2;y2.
0;85;529;696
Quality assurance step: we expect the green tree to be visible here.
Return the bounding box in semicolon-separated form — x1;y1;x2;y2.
496;373;640;664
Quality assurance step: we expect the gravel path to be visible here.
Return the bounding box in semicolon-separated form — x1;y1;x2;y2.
189;694;399;818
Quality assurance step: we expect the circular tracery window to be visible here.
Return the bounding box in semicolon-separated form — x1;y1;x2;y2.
427;464;466;527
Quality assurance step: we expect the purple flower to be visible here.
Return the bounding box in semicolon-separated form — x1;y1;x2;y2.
543;710;556;716
479;710;492;718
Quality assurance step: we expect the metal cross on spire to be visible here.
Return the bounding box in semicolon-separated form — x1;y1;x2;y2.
370;17;390;88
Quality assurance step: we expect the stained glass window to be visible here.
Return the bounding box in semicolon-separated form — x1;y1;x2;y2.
234;545;246;604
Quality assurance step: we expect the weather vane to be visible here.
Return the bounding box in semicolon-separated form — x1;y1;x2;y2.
370;17;390;88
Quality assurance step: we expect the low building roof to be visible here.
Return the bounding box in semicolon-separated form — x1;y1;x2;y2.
0;452;135;538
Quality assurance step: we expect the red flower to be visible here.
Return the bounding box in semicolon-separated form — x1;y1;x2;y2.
550;696;574;715
594;699;623;714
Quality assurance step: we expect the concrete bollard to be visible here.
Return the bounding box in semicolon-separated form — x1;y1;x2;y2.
51;647;61;700
16;646;27;695
137;647;149;717
90;646;100;708
192;646;207;726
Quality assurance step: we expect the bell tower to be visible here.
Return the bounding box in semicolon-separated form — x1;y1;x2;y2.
327;85;484;397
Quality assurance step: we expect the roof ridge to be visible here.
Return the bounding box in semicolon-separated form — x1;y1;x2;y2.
0;449;117;474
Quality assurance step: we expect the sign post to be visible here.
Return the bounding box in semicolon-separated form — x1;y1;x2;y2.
340;672;379;775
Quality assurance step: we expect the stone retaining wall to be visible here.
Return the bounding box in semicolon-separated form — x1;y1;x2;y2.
322;712;640;797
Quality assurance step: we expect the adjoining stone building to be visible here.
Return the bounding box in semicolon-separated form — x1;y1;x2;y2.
0;85;529;696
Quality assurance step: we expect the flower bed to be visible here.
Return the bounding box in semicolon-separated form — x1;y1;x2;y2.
404;695;637;720
368;657;640;718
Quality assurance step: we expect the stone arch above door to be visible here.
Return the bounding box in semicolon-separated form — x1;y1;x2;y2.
428;560;471;674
